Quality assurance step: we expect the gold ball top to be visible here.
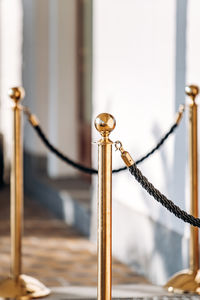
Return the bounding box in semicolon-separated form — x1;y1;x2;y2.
185;85;199;99
95;113;116;136
8;87;25;103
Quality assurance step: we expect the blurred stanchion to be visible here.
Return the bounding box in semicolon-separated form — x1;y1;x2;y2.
0;132;4;187
165;85;200;294
0;87;50;299
95;113;116;300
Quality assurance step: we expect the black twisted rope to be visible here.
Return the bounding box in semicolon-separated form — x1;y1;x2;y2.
34;125;98;175
135;123;177;165
129;163;200;227
30;120;179;175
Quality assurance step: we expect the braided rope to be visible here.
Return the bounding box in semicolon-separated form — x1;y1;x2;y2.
27;116;181;175
34;125;98;175
135;123;177;165
129;164;200;227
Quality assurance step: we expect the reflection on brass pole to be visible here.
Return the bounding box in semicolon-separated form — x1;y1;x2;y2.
9;87;25;282
95;113;116;300
186;85;199;273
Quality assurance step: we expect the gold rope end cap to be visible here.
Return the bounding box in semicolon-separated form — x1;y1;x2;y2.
8;87;25;103
29;114;39;127
121;151;134;167
94;113;116;137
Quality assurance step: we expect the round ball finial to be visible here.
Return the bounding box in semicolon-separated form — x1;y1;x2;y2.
95;113;116;136
185;85;199;99
8;87;25;103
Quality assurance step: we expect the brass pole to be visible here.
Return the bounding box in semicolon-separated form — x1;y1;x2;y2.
0;87;50;299
95;113;116;300
9;87;25;282
186;85;199;273
165;85;200;293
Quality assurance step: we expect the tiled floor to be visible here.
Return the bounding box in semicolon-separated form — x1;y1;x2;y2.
0;186;148;288
46;285;200;299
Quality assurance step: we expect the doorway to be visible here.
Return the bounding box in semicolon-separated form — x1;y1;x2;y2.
77;0;93;171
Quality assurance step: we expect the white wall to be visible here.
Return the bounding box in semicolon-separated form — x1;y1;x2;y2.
91;0;190;284
23;0;78;177
187;0;200;83
48;0;78;177
23;0;49;156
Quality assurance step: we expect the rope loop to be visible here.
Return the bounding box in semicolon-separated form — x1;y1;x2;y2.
23;105;185;175
115;140;123;151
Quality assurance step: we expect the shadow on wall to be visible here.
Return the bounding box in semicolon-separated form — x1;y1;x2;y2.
113;198;186;285
150;121;186;281
173;0;187;213
136;119;186;283
127;0;188;284
113;113;187;285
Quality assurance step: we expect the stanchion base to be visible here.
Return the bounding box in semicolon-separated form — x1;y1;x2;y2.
164;269;200;294
0;274;50;299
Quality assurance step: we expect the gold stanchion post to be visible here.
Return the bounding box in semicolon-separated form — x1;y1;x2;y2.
165;85;200;293
95;113;116;300
0;87;50;299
